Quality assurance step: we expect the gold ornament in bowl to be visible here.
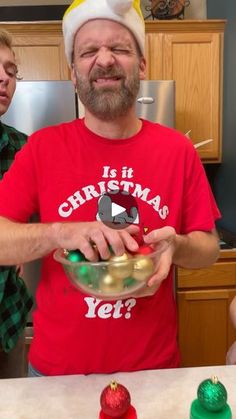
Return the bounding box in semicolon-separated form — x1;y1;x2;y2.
99;273;124;294
132;255;155;281
108;252;133;280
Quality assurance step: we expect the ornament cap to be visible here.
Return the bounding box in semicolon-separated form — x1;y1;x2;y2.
211;375;218;384
110;381;118;391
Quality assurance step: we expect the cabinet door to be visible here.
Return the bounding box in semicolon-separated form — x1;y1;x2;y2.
3;23;70;81
145;32;163;80
163;32;222;162
13;35;69;81
178;262;236;289
177;288;236;367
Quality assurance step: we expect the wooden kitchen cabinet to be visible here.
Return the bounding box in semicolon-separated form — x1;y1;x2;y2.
177;251;236;367
145;20;226;162
1;22;69;80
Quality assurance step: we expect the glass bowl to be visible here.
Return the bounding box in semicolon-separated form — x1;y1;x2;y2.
54;245;165;300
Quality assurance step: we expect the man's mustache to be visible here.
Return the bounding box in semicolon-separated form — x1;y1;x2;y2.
89;68;125;82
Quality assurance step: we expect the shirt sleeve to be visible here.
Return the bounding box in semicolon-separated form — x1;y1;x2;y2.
0;136;39;222
180;141;221;234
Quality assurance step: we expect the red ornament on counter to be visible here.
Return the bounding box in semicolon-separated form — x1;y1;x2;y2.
99;381;137;419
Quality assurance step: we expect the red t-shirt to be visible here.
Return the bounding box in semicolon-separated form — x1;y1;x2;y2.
0;119;220;375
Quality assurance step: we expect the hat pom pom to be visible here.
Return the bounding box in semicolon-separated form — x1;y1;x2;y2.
107;0;133;15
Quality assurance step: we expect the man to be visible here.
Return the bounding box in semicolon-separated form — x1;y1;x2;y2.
0;0;220;377
0;29;33;377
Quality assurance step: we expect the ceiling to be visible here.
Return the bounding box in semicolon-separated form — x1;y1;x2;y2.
0;1;71;5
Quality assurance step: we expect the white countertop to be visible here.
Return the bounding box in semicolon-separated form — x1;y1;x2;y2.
0;365;235;418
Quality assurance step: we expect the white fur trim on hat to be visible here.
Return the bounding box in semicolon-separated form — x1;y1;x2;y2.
63;0;145;66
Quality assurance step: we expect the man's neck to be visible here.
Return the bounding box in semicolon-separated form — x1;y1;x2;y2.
83;109;142;140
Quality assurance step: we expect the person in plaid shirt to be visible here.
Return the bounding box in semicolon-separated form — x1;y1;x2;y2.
0;29;33;377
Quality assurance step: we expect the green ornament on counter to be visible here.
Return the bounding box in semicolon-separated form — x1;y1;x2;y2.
190;376;232;419
198;376;227;412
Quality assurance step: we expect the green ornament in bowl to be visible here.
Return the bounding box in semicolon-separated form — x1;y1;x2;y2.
65;249;86;263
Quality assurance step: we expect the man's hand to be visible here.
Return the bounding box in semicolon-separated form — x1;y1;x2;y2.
141;226;219;290
143;226;176;288
52;221;140;261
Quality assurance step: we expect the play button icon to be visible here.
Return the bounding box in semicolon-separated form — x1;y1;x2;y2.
97;189;139;230
111;202;126;217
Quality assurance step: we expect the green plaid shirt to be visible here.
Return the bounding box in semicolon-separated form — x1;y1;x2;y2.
0;120;26;177
0;121;33;352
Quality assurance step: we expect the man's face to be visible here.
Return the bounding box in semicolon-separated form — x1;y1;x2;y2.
71;19;146;120
0;45;17;117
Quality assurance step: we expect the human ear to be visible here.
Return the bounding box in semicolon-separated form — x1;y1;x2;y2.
70;62;77;87
139;56;146;80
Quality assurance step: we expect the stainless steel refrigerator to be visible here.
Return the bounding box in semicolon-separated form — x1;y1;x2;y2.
1;79;175;377
2;79;175;134
1;80;77;135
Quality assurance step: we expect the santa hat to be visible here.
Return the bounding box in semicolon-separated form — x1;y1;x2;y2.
63;0;145;66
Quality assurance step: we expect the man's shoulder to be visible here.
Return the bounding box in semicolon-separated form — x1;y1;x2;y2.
27;119;80;148
143;119;193;147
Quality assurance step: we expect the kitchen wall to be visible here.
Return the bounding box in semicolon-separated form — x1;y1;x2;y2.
206;1;236;243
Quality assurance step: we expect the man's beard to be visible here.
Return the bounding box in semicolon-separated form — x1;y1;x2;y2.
75;65;140;121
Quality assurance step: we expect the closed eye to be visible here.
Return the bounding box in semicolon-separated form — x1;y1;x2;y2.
80;49;98;58
4;63;18;78
112;48;131;55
